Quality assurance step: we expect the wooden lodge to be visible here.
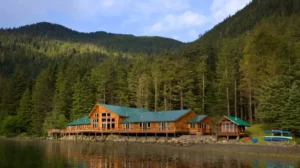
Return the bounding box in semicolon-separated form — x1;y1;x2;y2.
188;115;214;135
216;116;250;139
48;104;208;138
48;104;250;140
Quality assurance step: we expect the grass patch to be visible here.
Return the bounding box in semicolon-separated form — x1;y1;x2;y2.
242;124;267;144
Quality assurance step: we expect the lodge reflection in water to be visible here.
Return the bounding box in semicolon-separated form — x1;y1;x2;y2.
42;141;298;168
1;139;299;168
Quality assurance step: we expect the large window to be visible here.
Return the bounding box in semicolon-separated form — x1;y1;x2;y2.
140;123;150;130
199;123;205;129
92;113;99;128
159;122;170;131
190;124;196;128
100;112;115;130
221;122;237;132
124;123;132;130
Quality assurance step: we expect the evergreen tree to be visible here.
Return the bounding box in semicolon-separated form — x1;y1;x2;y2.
44;70;67;129
70;74;94;120
256;77;289;128
282;83;300;132
16;88;32;132
30;69;54;135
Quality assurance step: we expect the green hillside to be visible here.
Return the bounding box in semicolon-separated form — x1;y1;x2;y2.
2;22;184;55
1;0;300;136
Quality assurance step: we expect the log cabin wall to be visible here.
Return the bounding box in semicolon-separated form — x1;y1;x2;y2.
174;111;197;129
89;104;121;130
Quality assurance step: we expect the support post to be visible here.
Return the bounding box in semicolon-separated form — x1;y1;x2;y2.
88;132;90;141
95;133;97;141
81;133;83;141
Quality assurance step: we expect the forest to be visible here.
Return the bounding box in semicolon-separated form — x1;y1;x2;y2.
1;0;300;136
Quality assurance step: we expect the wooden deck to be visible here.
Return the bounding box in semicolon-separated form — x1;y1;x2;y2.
189;128;211;135
216;131;245;136
48;127;190;135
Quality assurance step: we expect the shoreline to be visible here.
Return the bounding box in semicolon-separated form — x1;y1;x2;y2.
2;135;300;158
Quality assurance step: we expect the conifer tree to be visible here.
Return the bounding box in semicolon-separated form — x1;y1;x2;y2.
16;88;32;132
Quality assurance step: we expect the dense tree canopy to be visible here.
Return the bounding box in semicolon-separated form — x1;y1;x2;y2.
1;0;300;136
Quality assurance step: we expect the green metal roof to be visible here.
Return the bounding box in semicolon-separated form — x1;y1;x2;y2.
188;115;207;124
121;109;191;123
225;116;250;127
67;116;90;126
99;104;150;117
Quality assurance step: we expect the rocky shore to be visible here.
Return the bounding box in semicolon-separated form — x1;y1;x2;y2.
3;135;300;157
54;134;300;157
54;134;298;148
56;134;217;146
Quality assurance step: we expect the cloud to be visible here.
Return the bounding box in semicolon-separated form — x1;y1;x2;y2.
147;11;207;33
0;0;251;42
210;0;251;24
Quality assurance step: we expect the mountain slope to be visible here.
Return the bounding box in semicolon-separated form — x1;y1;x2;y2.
182;0;300;65
2;0;300;135
1;22;184;55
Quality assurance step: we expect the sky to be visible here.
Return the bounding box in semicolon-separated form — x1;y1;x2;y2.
0;0;251;42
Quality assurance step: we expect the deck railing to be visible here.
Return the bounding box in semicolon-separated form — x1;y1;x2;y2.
49;127;191;134
189;128;211;134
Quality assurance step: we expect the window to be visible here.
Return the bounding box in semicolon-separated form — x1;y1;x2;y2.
112;118;115;122
107;118;111;122
124;123;132;130
102;113;106;117
159;122;169;131
111;123;115;129
221;122;236;132
107;113;111;117
190;124;195;128
102;118;106;122
140;123;150;130
92;118;98;128
199;123;205;129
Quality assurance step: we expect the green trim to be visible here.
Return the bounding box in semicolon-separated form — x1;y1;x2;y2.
225;116;250;127
99;104;150;117
121;109;191;123
188;115;207;124
67;116;90;126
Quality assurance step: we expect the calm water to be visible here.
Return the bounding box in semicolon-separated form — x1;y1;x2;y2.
0;139;299;168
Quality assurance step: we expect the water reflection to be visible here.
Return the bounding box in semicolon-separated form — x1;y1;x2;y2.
0;139;299;168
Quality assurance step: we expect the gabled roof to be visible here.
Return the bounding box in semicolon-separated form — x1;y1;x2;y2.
67;116;90;126
121;109;191;123
223;116;250;127
188;115;207;124
99;104;150;117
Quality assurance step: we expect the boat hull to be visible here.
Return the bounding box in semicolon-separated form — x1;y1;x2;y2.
264;136;292;141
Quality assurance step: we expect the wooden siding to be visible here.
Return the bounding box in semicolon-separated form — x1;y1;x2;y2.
89;104;121;130
174;110;197;129
216;117;246;136
189;116;214;135
49;107;203;135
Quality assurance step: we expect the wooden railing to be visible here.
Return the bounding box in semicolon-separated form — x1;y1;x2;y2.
216;130;245;136
189;128;211;134
49;127;191;134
